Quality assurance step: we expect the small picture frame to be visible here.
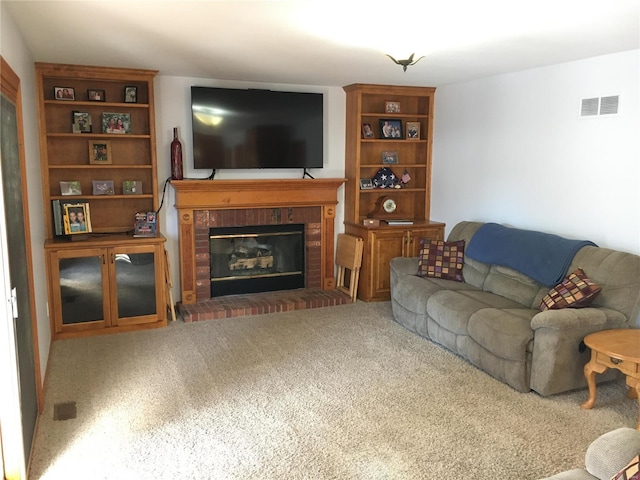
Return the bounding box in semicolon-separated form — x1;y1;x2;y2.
385;101;401;113
102;112;131;134
54;86;75;100
379;119;403;139
406;121;420;139
361;123;375;139
382;151;398;164
60;181;82;196
87;89;106;102
88;140;112;164
359;178;374;190
124;86;138;103
122;180;142;195
72;111;92;133
92;180;115;196
63;203;91;234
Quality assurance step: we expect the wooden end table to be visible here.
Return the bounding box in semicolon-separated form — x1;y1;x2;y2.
581;329;640;429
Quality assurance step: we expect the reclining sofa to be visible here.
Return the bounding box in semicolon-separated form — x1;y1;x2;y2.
390;221;640;396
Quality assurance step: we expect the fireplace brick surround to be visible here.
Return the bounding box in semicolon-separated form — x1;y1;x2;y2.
171;179;348;320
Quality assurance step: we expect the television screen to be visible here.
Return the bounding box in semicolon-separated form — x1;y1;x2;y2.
191;86;323;170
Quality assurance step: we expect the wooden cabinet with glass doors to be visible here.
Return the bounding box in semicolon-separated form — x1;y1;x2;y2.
36;63;166;338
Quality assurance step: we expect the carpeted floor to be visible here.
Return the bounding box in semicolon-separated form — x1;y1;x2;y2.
29;301;636;479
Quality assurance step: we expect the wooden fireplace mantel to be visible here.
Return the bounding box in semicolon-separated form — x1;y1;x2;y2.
170;178;346;304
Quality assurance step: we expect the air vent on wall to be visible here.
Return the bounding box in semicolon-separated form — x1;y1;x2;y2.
580;95;619;117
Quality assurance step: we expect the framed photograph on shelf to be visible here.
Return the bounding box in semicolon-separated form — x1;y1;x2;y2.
102;112;131;134
382;151;398;164
54;86;75;100
124;86;138;103
361;123;375;138
72;111;92;133
359;178;374;190
92;180;115;196
60;181;82;196
87;89;106;102
406;121;420;139
385;101;401;113
88;140;112;164
63;203;92;235
122;180;142;195
379;119;403;139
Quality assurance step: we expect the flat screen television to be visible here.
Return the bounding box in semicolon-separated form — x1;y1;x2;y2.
191;86;323;170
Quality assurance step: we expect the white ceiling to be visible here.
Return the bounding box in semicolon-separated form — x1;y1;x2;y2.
5;0;640;87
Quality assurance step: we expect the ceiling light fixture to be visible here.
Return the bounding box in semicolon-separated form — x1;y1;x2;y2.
386;53;425;72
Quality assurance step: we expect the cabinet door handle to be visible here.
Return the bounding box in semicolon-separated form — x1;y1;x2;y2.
610;357;623;365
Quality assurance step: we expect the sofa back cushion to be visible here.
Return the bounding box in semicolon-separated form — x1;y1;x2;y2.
447;222;488;289
484;265;548;308
569;246;640;325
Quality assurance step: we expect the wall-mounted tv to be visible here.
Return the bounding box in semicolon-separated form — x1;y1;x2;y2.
191;86;323;170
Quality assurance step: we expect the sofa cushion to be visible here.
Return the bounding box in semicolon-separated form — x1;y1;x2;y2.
468;308;536;361
611;455;640;480
484;264;547;308
427;290;523;336
540;268;602;311
418;239;465;281
586;428;640;480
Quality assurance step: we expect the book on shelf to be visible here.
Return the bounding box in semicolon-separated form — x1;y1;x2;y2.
385;219;414;225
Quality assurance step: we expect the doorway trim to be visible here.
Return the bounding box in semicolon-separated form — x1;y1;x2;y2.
1;55;43;479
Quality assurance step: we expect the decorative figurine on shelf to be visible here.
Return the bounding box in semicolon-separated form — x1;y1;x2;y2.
401;169;411;188
171;127;183;180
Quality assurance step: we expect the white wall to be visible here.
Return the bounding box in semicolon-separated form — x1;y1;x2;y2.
1;4;50;385
432;50;640;256
154;76;346;302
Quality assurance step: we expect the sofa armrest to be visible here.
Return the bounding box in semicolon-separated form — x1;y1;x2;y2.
585;428;640;480
531;307;626;331
389;256;419;278
529;308;628;396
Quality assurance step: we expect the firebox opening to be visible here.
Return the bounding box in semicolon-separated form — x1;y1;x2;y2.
209;223;305;297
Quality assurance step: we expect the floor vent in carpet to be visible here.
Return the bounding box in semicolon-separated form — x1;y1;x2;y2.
53;401;77;421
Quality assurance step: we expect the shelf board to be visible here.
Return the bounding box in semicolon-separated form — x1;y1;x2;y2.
361;139;427;144
358;188;426;193
360;164;427;168
49;165;152;169
361;113;429;118
51;194;154;200
47;133;150;139
45;100;149;108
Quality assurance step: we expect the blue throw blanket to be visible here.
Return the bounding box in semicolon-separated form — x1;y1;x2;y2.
465;223;597;287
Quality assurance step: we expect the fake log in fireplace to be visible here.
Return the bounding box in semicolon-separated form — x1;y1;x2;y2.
209;223;305;297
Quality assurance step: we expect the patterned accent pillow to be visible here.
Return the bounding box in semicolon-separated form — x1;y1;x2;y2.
539;268;602;311
610;455;640;480
417;239;465;282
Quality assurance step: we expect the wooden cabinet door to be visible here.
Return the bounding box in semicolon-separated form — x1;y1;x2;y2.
109;243;165;327
370;229;407;299
406;227;446;257
48;247;110;334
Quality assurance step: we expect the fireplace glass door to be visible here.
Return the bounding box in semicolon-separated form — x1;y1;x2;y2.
210;223;305;296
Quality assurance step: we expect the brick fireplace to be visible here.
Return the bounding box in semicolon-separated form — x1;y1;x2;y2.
170;179;347;320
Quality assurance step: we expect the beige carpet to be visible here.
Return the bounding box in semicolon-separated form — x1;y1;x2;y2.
29;302;636;479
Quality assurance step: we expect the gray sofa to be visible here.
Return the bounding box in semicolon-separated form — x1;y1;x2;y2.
390;221;640;395
541;427;640;479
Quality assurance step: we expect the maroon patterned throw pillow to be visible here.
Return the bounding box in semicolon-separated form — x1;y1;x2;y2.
539;268;602;311
417;239;465;282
